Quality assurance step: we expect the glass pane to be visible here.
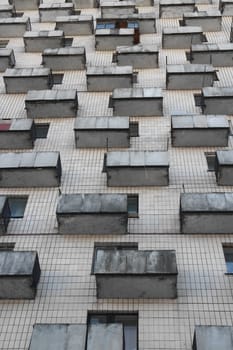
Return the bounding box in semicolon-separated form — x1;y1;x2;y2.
124;325;137;350
8;197;28;218
89;315;108;324
127;195;138;216
35;123;49;139
226;262;233;273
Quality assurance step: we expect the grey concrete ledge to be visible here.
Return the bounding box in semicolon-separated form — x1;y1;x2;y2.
111;87;163;117
0;151;62;187
42;47;86;70
0;118;35;149
56;193;128;235
115;44;159;68
24;30;64;52
180;192;233;234
25;89;78;118
0;48;15;71
0;17;31;37
93;248;178;298
74;116;130;148
171;114;229;147
55;15;94;35
29;324;87;350
189;43;233;66
39;3;74;23
105;150;169;186
193;326;233;350
3;67;53;93
0;251;41;299
166;64;218;90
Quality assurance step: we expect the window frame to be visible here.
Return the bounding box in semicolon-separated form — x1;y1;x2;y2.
87;311;138;350
7;195;28;219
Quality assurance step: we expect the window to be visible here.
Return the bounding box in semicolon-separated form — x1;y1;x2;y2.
205;152;216;172
0;242;15;251
0;40;9;48
87;312;138;350
127;194;139;217
96;23;115;29
8;196;28;218
52;73;64;85
223;245;233;273
34;123;49;139
94;242;138;250
129;122;139;137
64;37;73;47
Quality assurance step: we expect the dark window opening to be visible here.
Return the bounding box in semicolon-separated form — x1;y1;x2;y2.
52;73;64;85
0;40;9;48
102;153;107;172
87;312;138;350
64;38;73;47
194;93;203;107
129;122;139;137
127;194;139;217
8;196;28;218
0;242;15;251
205;152;216;172
223;245;233;273
34;123;50;139
72;9;81;15
94;242;138;250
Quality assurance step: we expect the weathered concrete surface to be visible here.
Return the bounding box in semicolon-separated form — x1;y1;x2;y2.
115;44;159;68
0;196;10;235
135;0;154;5
95;29;135;51
100;1;137;17
162;26;204;49
159;0;195;18
171;115;229;147
86;66;134;92
74;116;130;148
0;251;41;299
25;90;78;118
56;193;128;235
3;68;53;94
42;47;86;71
0;17;31;37
87;324;123;350
215;150;233;185
201;87;233;115
182;10;222;31
29;324;87;350
0;48;15;71
39;3;74;23
219;0;233;15
0;5;15;18
9;0;40;11
166;64;217;89
0;119;35;149
93;248;178;298
72;0;98;8
193;326;233;350
55;15;94;36
24;30;64;52
180;192;233;234
0;151;62;187
111;87;163;116
106;151;169;186
189;43;233;66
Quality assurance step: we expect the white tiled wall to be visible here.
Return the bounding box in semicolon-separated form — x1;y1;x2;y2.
1;0;233;349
